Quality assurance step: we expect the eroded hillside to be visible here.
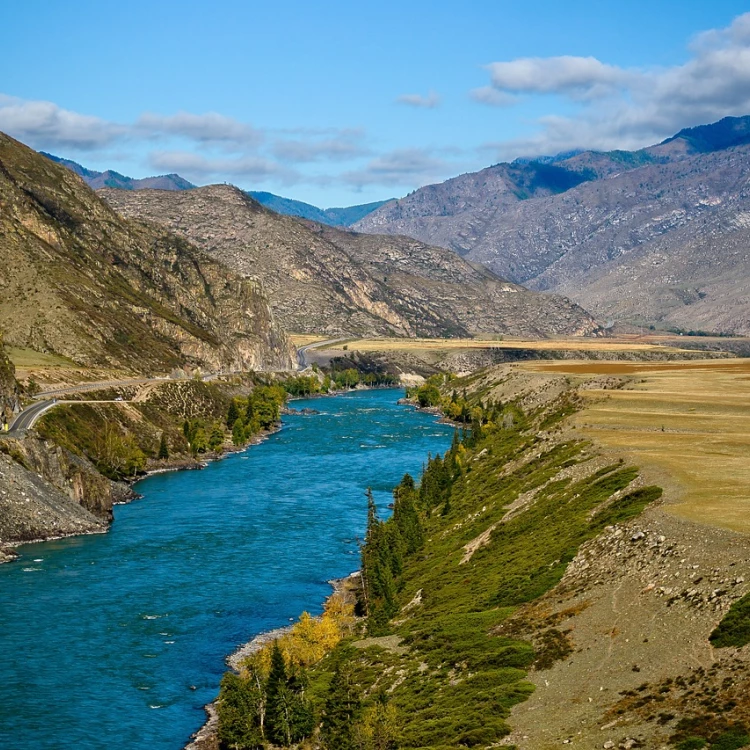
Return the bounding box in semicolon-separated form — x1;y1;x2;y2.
208;365;750;750
0;132;294;373
100;185;598;338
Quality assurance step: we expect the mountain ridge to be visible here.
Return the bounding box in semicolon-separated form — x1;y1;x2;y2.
1;133;294;372
40;152;390;227
354;115;750;335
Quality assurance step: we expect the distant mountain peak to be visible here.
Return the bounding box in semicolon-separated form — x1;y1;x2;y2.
661;114;750;154
40;152;390;226
40;152;196;192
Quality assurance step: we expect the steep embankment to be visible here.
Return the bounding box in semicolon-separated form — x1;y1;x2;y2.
99;185;598;338
0;340;21;424
354;116;750;336
211;365;750;750
0;434;131;562
0;132;294;373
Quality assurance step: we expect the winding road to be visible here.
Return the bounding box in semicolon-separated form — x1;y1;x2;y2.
297;338;349;368
5;341;345;435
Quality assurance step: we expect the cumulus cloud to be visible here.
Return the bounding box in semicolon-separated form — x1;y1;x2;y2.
480;12;750;160
485;56;631;99
136;111;262;147
342;148;451;188
396;90;441;108
0;94;124;150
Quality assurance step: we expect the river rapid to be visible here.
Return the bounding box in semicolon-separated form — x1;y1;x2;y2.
0;389;454;749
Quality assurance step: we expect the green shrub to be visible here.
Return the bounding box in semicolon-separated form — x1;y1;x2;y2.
710;593;750;648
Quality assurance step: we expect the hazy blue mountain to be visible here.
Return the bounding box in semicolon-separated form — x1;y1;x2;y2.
659;115;750;154
40;153;195;191
249;191;392;226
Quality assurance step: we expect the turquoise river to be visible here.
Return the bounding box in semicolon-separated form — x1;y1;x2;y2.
0;389;454;749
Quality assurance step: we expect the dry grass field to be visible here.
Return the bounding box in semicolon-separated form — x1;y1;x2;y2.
526;358;750;534
337;334;695;354
288;334;331;347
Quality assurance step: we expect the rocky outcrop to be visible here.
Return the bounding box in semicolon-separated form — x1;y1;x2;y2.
0;433;131;558
0;132;295;373
0;341;21;425
100;185;598;338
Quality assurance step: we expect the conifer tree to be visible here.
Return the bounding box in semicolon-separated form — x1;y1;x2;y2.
209;423;225;452
226;400;240;429
322;658;361;750
232;417;246;446
265;641;313;745
217;672;265;750
157;433;169;460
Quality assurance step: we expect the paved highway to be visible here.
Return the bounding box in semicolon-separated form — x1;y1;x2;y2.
297;338;349;368
7;400;60;433
35;377;169;399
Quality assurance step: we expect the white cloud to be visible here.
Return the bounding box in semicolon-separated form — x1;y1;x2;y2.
485;56;631;100
469;87;518;107
136;111;263;147
0;94;124;150
396;91;441;108
272;129;370;162
480;12;750;160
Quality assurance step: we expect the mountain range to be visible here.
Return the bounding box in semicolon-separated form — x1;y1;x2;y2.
100;185;596;338
40;153;389;227
354;115;750;336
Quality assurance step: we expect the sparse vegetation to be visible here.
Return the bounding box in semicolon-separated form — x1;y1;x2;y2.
211;381;661;749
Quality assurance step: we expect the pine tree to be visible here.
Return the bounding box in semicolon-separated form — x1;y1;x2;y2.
217;672;265;750
322;658;361;750
266;640;287;704
232;417;246;446
209;423;225;452
157;433;169;460
265;641;313;745
226;400;240;429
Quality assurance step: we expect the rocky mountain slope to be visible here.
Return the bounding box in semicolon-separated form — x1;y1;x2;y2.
0;431;132;562
354;116;750;335
0;133;294;373
100;185;598;338
0;341;21;425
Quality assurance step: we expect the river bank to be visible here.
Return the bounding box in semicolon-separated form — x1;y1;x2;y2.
0;423;283;566
184;571;362;750
0;388;454;750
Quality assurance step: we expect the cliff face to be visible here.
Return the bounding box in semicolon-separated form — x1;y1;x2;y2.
0;433;132;557
100;185;598;338
0;341;21;424
0;132;295;373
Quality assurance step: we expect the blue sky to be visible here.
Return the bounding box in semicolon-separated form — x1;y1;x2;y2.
3;0;750;206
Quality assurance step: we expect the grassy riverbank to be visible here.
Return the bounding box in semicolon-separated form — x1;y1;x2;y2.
210;369;661;748
210;361;750;750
